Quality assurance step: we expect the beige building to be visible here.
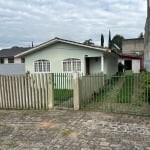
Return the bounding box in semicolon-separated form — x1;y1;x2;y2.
122;38;144;55
119;38;144;73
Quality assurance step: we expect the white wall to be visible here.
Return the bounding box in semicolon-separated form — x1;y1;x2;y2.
89;57;101;74
132;59;140;73
14;58;21;64
4;58;8;64
104;53;118;75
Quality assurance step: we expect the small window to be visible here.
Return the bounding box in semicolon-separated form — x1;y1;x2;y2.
34;59;50;73
0;58;4;64
63;58;81;72
21;58;25;63
8;57;14;63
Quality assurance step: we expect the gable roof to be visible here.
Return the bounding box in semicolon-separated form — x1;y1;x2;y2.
15;37;111;57
0;46;30;58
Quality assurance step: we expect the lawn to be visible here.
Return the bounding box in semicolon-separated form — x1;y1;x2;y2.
117;75;134;103
54;89;73;105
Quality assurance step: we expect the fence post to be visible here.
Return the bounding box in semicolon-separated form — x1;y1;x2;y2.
73;73;80;110
48;73;54;109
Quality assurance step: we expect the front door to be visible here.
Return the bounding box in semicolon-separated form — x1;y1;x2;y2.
124;60;132;70
86;57;90;75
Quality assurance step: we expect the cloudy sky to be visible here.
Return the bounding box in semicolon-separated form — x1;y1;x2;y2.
0;0;147;49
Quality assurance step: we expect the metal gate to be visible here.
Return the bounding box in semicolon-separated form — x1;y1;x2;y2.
53;73;73;109
80;73;150;116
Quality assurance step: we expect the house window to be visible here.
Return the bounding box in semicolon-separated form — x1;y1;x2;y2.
63;58;81;72
21;58;25;63
34;59;50;73
0;58;4;64
8;57;14;63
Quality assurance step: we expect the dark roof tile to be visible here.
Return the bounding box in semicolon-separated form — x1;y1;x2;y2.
0;46;30;58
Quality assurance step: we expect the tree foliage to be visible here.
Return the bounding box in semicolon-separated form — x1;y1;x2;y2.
108;30;112;48
101;34;104;47
138;32;144;38
111;34;124;50
83;39;94;46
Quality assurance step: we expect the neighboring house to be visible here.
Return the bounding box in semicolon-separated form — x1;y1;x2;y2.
0;46;30;75
15;37;119;75
119;38;144;73
144;0;150;71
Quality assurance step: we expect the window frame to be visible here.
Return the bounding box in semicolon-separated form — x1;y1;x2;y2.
34;59;51;73
8;57;14;63
62;58;81;73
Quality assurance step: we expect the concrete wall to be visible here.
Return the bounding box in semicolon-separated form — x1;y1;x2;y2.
122;38;144;54
0;64;25;75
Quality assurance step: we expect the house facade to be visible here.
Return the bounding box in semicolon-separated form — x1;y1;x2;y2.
119;38;144;73
16;38;119;75
0;46;29;75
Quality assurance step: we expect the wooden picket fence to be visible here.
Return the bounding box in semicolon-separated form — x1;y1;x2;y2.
0;73;52;110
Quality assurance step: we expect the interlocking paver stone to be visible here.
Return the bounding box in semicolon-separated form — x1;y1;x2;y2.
0;110;150;150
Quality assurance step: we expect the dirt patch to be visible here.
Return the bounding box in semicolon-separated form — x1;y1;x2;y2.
0;124;13;136
61;129;80;138
38;121;59;128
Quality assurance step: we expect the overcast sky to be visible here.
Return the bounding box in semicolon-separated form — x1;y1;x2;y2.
0;0;147;49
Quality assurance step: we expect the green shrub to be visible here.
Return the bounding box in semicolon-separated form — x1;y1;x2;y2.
140;72;150;103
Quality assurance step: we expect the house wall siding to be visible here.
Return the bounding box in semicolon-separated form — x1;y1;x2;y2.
25;43;104;74
105;53;118;75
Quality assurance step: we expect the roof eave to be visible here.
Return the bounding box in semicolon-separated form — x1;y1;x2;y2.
15;38;109;57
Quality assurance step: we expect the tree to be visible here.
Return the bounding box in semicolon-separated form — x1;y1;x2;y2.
101;34;104;47
138;32;144;38
111;34;124;50
108;30;112;48
83;39;94;46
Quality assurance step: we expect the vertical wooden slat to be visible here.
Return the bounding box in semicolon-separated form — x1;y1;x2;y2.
24;74;29;109
11;76;15;108
6;76;11;108
0;76;3;108
34;74;38;109
38;74;42;109
18;75;22;109
3;76;8;109
27;75;31;109
15;76;19;109
31;74;36;109
8;76;13;109
21;75;25;109
41;74;46;109
30;74;33;109
45;74;48;109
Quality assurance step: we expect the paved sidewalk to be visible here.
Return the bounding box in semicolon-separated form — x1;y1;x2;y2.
0;110;150;150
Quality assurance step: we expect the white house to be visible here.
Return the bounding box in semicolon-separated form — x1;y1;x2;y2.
15;37;119;75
